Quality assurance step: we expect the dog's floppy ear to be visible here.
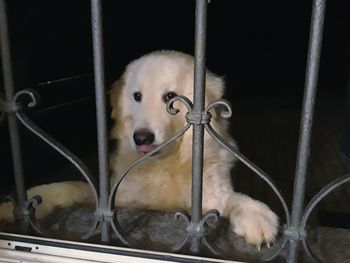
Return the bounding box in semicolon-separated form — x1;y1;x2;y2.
109;77;125;122
109;75;133;140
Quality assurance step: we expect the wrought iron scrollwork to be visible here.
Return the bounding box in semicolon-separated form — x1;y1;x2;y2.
173;209;220;255
202;99;291;260
203;100;290;224
2;195;46;235
107;93;290;258
6;89;99;239
7;87;341;260
107;95;222;254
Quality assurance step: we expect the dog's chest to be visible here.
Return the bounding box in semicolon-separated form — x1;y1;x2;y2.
114;161;192;210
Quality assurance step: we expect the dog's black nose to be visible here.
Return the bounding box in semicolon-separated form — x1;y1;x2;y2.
133;129;155;145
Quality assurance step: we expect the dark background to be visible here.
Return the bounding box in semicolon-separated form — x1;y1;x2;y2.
0;0;349;221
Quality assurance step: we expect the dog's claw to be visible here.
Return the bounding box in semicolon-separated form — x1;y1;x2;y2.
267;242;271;249
257;245;261;251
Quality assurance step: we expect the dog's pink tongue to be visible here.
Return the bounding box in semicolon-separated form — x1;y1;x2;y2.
137;145;155;154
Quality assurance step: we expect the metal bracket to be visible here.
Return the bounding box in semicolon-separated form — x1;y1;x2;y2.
94;209;114;223
0;93;25;123
186;111;212;125
283;225;307;242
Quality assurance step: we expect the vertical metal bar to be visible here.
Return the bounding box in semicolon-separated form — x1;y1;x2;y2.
0;0;28;230
190;0;207;253
288;0;326;262
91;0;110;242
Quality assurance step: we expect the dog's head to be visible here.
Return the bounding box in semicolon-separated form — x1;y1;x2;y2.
110;50;225;157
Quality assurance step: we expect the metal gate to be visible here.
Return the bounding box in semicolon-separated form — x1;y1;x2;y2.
1;0;346;262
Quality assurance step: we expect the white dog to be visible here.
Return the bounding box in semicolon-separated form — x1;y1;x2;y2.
0;51;278;248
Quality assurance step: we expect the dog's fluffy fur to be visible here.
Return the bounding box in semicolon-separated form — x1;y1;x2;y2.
0;51;278;247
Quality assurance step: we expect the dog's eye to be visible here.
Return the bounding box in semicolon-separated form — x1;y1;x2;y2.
133;92;142;102
163;92;178;103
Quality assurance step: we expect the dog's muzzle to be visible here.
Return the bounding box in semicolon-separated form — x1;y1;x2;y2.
133;129;157;154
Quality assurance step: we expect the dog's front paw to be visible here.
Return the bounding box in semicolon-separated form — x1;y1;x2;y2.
229;199;278;248
0;201;15;227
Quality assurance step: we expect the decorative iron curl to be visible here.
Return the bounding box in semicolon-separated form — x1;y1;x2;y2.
83;209;129;245
11;89;99;239
173;209;221;255
0;89;37;121
3;195;47;236
205;99;232;119
12;89;40;110
167;95;213;125
166;95;193;115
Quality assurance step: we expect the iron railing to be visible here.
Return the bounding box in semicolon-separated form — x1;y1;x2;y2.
1;0;348;262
